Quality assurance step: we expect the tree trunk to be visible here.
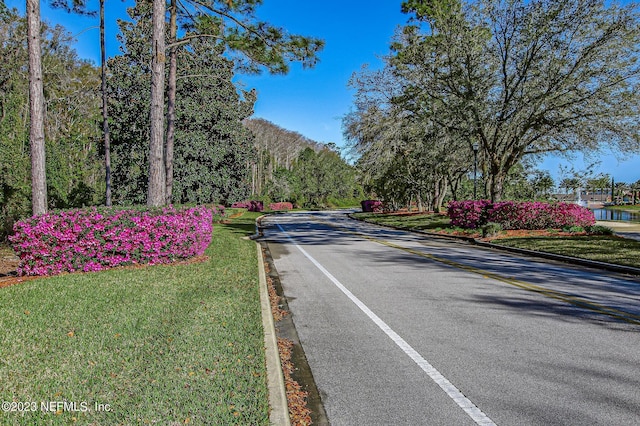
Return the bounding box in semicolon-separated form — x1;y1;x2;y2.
100;0;112;207
437;178;447;212
165;0;177;205
251;162;256;196
488;169;504;202
27;0;47;215
147;0;167;207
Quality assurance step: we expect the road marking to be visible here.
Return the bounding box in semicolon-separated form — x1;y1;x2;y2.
331;221;640;326
276;223;497;426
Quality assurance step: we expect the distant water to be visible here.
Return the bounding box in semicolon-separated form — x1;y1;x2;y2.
591;208;640;222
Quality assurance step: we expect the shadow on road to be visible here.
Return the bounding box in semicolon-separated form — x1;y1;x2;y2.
264;211;640;330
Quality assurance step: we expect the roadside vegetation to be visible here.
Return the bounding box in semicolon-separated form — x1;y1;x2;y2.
345;0;640;210
8;0;640;422
353;211;452;232
352;211;640;269
494;235;640;268
0;211;268;425
605;205;640;211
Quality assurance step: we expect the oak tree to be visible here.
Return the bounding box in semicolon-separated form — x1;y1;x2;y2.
396;0;640;201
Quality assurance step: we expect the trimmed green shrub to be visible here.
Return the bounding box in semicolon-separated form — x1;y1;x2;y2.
482;222;503;238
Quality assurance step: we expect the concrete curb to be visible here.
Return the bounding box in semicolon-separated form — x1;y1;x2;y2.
347;213;640;277
254;213;329;425
256;243;291;426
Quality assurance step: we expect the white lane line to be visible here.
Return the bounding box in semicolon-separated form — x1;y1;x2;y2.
276;223;496;426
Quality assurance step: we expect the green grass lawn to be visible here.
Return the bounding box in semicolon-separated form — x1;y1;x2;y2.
493;235;640;268
0;211;268;425
353;211;640;269
605;204;640;211
352;211;452;231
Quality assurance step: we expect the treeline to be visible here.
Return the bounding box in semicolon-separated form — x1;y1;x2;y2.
8;0;325;232
245;118;363;208
0;5;255;237
245;118;324;196
0;5;360;239
0;9;104;237
345;0;640;209
107;2;256;207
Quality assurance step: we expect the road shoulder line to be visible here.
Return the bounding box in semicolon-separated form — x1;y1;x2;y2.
276;223;497;426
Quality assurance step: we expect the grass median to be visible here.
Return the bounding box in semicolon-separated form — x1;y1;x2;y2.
0;211;268;425
492;235;640;268
352;211;454;231
352;211;640;269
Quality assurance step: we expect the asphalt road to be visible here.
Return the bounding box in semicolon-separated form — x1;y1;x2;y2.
262;210;640;426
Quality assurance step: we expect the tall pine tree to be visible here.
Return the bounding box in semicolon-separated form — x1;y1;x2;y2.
108;3;255;205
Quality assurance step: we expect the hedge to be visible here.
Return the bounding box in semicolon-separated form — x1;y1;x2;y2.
447;200;595;230
9;205;213;276
269;202;293;211
230;200;264;212
361;200;383;213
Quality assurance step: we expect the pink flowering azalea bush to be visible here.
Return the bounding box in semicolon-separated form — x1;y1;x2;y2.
208;204;226;222
448;200;595;230
446;200;491;228
9;205;213;276
230;200;263;212
361;200;383;213
212;204;225;216
269;202;293;211
230;201;250;209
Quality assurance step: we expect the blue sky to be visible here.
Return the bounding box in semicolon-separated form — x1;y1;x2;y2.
6;0;640;185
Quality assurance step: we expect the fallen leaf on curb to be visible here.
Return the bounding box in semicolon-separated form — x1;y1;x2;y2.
278;338;312;425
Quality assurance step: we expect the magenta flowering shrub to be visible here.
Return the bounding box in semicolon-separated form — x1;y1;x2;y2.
230;200;263;212
544;202;596;228
447;200;595;230
447;200;491;228
361;200;383;213
231;201;250;209
269;202;293;211
9;206;213;276
483;202;551;230
212;204;225;216
248;201;264;212
209;204;226;222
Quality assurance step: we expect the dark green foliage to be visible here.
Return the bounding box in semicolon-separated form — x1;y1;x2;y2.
0;10;30;235
108;3;255;206
562;225;585;234
401;0;462;20
291;146;363;208
186;0;324;75
585;225;614;236
172;38;255;205
107;6;152;205
0;8;103;238
482;222;503;238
